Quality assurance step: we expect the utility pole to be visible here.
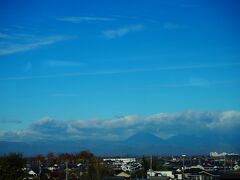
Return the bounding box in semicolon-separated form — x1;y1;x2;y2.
224;155;226;172
66;160;68;180
149;155;153;177
38;160;41;180
150;156;152;171
182;155;186;180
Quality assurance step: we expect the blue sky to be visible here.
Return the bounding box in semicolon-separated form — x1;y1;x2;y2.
0;0;240;141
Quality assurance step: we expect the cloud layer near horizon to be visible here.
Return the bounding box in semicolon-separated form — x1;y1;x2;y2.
1;110;240;142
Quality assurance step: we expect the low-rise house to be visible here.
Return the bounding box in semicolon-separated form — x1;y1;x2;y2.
116;172;131;179
104;158;142;173
187;171;220;180
233;164;240;171
172;168;182;180
147;169;174;179
28;170;37;176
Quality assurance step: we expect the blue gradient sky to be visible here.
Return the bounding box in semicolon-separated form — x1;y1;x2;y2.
0;0;240;135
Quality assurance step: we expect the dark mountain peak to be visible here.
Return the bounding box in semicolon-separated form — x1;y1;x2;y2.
125;132;163;145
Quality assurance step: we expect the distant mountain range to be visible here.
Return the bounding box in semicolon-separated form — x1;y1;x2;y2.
0;132;239;156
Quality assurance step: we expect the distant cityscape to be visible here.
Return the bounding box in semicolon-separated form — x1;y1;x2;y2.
0;150;240;179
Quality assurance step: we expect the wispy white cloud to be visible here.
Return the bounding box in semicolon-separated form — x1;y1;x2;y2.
156;78;240;88
180;4;199;8
188;78;210;87
52;93;80;97
163;23;181;30
0;32;12;39
0;35;71;56
102;24;143;39
0;110;239;141
154;79;210;88
0;119;22;124
0;31;36;40
24;61;32;71
10;25;24;29
112;15;158;23
47;60;85;68
1;62;240;81
58;16;114;23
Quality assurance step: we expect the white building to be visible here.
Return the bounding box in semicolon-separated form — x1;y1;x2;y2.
103;158;136;163
210;152;239;157
147;169;174;179
28;170;37;176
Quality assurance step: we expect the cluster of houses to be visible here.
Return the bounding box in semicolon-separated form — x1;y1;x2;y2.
147;165;240;180
146;152;240;180
23;160;88;179
21;152;240;180
103;158;143;172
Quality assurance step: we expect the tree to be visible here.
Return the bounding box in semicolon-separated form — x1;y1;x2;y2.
59;153;72;162
87;159;113;180
46;152;56;165
0;153;26;180
75;150;95;161
74;151;113;179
